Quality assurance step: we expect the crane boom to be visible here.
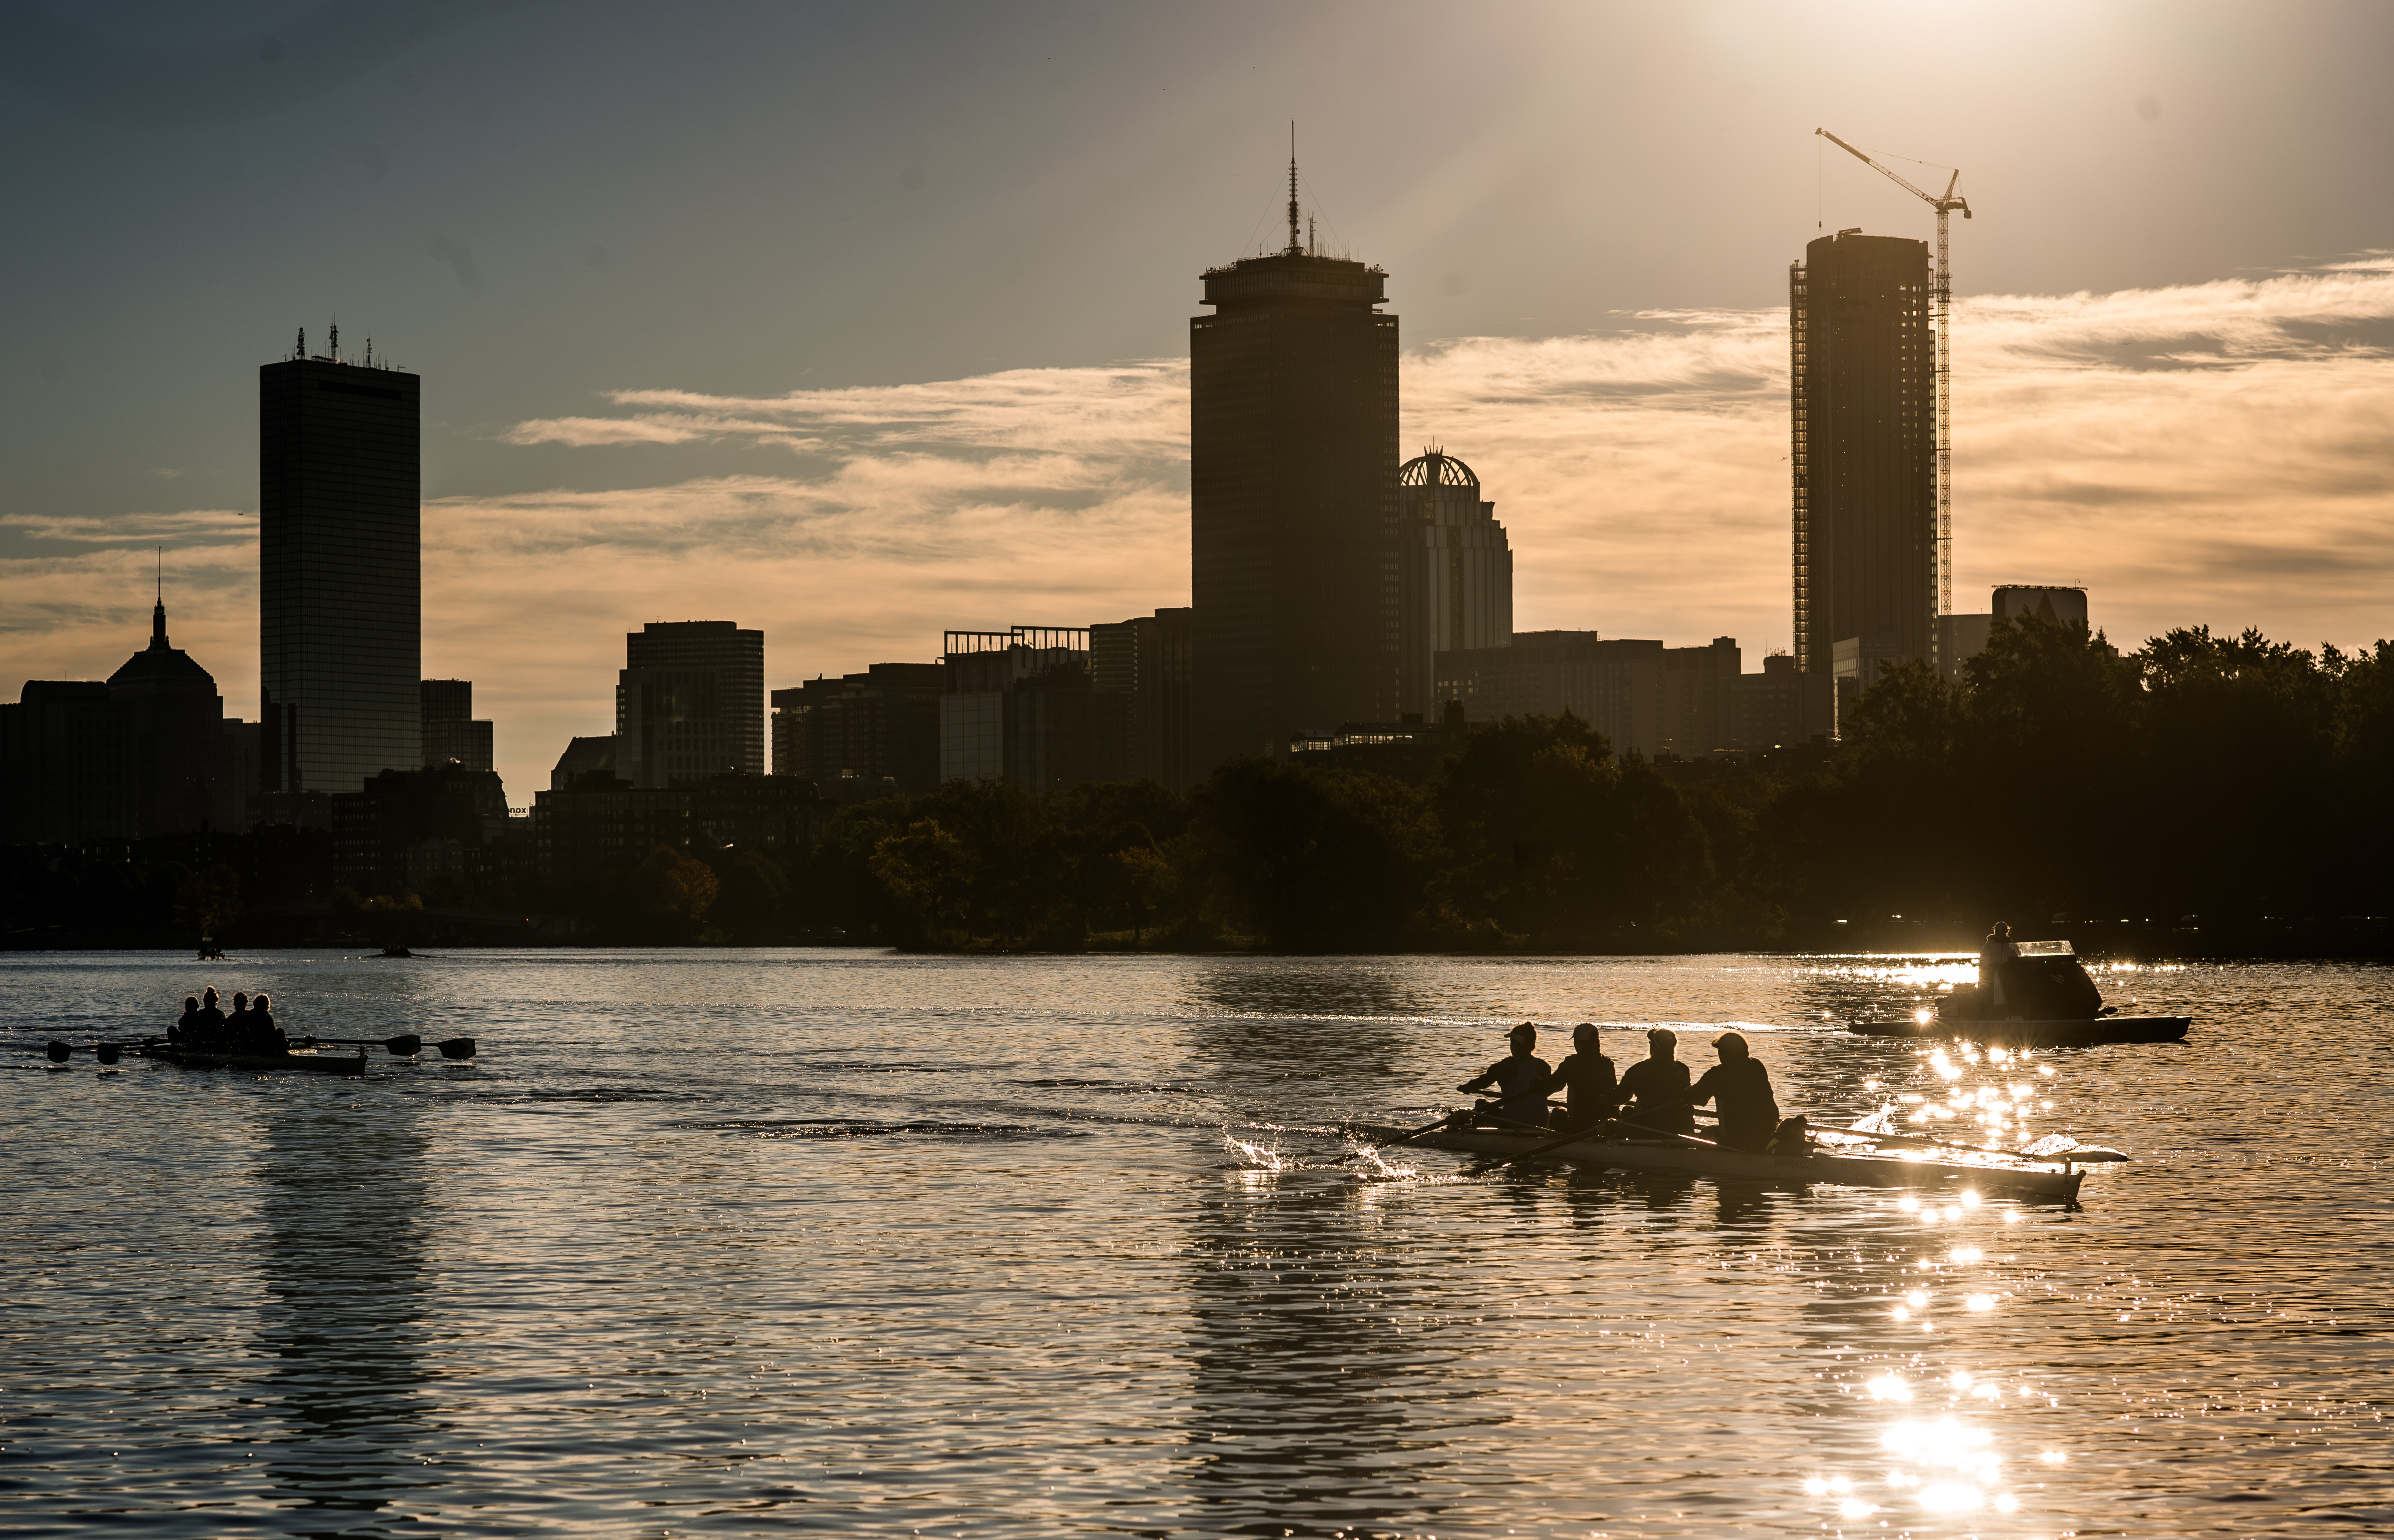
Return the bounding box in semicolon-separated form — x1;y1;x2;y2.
1815;126;1971;625
1816;128;1941;206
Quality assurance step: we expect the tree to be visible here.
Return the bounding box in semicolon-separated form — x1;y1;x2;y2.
172;863;242;941
1184;758;1432;950
871;820;971;943
1433;714;1710;947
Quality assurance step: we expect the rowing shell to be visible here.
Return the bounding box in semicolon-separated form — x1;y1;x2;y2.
1848;1015;2191;1049
147;1046;369;1076
1351;1122;2088;1203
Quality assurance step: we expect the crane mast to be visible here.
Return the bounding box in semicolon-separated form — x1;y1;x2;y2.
1816;128;1970;620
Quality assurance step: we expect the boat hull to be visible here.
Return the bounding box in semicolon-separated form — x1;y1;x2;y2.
1351;1123;2086;1203
1850;1015;2191;1048
148;1047;369;1076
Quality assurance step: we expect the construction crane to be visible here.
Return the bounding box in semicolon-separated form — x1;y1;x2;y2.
1816;127;1970;618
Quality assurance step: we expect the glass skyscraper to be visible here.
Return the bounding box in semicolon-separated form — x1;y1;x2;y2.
259;352;422;795
616;621;764;788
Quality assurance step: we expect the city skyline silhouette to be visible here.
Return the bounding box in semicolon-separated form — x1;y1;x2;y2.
4;1;2389;800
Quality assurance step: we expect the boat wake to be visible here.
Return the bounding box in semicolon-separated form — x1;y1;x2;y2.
1219;1128;1432;1183
671;1117;1091;1143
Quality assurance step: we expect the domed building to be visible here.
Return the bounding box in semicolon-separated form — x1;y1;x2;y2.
1396;450;1513;719
0;597;245;842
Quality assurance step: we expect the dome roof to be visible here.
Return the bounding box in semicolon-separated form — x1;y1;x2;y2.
1398;450;1479;490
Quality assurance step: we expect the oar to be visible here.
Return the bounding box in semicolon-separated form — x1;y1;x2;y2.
1810;1121;2129;1164
1368;1111;1466;1147
36;1039;139;1065
301;1034;477;1059
1343;1098;1562;1153
1498;1120;1617;1168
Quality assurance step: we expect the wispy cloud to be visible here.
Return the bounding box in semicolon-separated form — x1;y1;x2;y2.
8;259;2392;797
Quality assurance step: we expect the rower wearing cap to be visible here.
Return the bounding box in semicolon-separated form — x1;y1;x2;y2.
1617;1027;1695;1136
1458;1022;1553;1128
1690;1031;1782;1152
1547;1023;1619;1131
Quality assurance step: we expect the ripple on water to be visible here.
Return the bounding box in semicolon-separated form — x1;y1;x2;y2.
1;949;2388;1538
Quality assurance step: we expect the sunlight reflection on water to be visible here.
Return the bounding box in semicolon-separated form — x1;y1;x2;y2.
2;948;2388;1538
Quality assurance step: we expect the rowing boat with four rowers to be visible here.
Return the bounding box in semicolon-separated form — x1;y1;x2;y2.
1356;1020;2125;1203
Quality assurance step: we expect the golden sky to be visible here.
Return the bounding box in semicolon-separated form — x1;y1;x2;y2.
3;2;2390;797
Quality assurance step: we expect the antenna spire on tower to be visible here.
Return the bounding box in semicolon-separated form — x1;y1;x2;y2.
1286;121;1301;256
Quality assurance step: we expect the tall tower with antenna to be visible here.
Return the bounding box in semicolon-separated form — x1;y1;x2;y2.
257;337;422;796
1188;137;1401;768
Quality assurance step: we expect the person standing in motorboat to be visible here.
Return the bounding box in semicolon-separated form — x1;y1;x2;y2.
1980;921;2021;1016
1458;1022;1554;1129
1617;1027;1695;1136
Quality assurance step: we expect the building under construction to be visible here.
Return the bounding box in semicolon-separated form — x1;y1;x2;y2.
1790;230;1938;699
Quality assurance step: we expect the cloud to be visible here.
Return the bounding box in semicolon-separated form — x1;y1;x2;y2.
8;258;2393;799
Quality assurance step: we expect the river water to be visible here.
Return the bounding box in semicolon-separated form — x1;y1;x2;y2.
2;949;2387;1539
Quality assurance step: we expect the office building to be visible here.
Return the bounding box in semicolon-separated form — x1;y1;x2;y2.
259;343;421;795
550;735;617;791
1659;638;1742;757
940;628;1128;794
1790;232;1937;684
1994;585;2088;629
616;621;764;789
1190;168;1401;768
773;663;944;795
1091;607;1194;791
1437;632;1663;755
533;781;690;888
330;762;508;896
1730;654;1811;751
421;679;494;773
1438;632;1790;757
1939;586;2091;681
1;597;245;842
1396;451;1512;720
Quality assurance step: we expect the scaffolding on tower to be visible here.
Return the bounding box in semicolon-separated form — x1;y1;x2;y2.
1816;128;1971;618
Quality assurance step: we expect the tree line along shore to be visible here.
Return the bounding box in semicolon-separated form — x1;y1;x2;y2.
5;621;2389;958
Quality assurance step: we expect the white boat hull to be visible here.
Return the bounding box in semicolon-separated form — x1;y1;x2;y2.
1352;1123;2088;1203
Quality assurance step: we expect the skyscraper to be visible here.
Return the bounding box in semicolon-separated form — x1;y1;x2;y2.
1189;159;1400;768
421;679;495;774
259;340;422;795
1396;451;1512;719
1091;606;1194;791
617;620;764;788
1790;231;1937;683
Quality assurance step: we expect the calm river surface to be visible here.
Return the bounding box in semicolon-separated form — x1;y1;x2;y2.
2;950;2388;1539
